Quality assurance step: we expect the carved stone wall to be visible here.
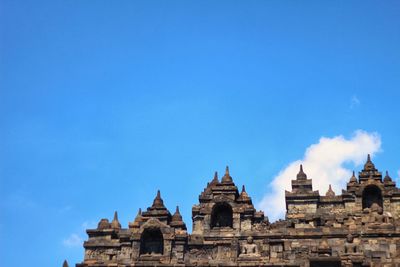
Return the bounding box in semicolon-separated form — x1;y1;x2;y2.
76;156;400;267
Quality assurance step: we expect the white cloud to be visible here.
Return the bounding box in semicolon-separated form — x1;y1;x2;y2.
63;221;97;249
257;130;381;222
63;233;83;248
350;95;360;109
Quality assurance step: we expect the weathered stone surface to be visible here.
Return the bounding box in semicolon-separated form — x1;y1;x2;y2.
75;157;400;267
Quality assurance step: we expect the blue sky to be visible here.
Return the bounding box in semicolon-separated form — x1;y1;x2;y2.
1;1;400;266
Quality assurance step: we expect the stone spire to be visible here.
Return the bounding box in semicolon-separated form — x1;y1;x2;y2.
129;208;142;229
171;206;183;222
211;171;219;185
384;171;393;183
364;154;376;171
349;171;357;183
134;208;142;223
221;166;233;183
240;185;249;198
111;211;121;229
170;206;187;230
288;163;316;197
238;184;252;203
325;184;335;197
143;190;171;224
359;154;382;182
296;164;307;180
152;190;165;209
63;260;69;267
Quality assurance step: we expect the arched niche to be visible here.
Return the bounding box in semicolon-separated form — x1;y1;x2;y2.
140;228;164;255
211;202;233;228
362;185;383;210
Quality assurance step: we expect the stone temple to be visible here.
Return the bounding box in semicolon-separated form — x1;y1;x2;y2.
73;155;400;266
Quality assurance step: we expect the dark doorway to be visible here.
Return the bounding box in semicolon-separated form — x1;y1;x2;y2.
211;202;233;228
362;185;383;209
140;228;163;255
310;260;341;267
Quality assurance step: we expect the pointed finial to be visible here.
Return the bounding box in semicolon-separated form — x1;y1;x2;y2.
134;208;142;223
239;184;250;200
171;205;183;222
350;170;357;183
211;171;219;184
364;154;376;171
63;260;69;267
326;184;335;197
221;166;233;183
152;190;165;208
384;170;392;182
171;205;186;229
296;164;307;180
111;211;121;229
